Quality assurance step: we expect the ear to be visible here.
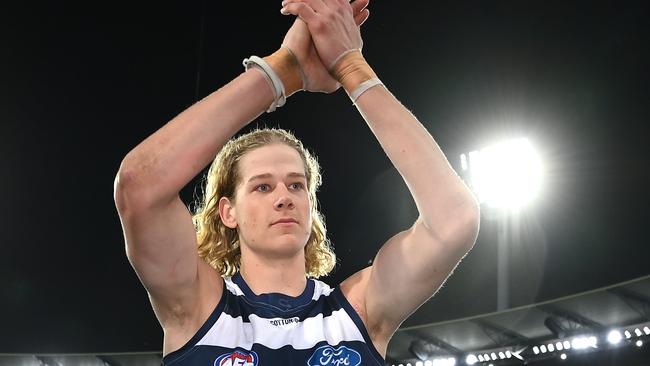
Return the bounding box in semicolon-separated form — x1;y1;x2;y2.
218;196;238;229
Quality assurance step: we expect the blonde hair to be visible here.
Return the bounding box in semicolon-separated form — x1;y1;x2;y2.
192;128;335;278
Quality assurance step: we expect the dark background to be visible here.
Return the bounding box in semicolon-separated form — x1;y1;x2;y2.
2;0;649;353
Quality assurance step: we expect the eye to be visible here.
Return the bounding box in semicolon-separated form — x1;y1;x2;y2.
255;184;271;192
289;182;305;190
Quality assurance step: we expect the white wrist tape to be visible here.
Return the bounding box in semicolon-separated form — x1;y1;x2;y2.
243;56;286;113
349;77;383;103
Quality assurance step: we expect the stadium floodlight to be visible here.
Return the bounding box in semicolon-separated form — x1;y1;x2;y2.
556;342;564;351
431;358;455;366
548;343;555;352
635;328;643;337
637;340;643;347
460;138;543;210
533;346;540;355
465;354;478;365
608;330;623;345
477;355;484;362
416;362;423;366
624;330;632;339
644;326;650;335
563;341;571;349
572;336;597;350
560;354;567;360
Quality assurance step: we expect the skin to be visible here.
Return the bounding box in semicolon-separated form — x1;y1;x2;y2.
114;0;479;359
219;144;313;296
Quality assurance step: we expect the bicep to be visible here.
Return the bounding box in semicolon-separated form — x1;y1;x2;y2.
365;215;478;335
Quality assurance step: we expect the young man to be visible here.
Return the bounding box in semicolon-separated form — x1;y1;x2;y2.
114;1;480;365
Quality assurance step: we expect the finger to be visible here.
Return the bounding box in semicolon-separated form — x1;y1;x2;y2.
353;8;370;27
282;0;328;14
350;0;369;16
281;2;318;23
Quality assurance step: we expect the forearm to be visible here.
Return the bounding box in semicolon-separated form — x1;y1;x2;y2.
355;85;479;239
116;69;274;203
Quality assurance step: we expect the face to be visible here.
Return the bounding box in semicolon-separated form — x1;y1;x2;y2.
220;143;312;259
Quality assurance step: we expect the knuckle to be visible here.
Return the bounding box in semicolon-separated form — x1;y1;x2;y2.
313;20;326;31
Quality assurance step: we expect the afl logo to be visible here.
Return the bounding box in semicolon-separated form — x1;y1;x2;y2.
214;350;259;366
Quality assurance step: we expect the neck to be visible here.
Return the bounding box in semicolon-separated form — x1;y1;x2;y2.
239;248;307;297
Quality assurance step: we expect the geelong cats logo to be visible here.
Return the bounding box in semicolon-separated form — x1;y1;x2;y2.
214;350;259;366
307;345;361;366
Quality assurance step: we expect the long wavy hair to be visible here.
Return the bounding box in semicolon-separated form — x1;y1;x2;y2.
192;128;335;278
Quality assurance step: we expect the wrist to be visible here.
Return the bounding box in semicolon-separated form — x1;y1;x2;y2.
330;50;376;93
264;47;304;97
330;50;382;102
243;47;305;113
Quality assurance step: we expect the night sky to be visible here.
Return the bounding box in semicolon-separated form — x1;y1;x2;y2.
2;0;649;354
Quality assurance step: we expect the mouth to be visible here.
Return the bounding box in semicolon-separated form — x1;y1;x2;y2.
271;218;299;226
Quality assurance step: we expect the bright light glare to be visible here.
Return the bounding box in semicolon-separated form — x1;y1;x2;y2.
461;138;542;209
608;330;622;344
465;355;478;365
431;358;455;366
572;336;597;349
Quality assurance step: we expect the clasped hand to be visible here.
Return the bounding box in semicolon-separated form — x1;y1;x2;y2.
279;0;370;93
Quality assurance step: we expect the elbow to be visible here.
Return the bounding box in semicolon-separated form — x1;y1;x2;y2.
451;190;480;251
423;198;480;253
458;202;480;252
113;160;157;214
113;165;139;214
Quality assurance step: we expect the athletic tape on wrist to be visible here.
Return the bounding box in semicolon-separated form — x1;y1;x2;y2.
243;56;286;113
349;77;383;103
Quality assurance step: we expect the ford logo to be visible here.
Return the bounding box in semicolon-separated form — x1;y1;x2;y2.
307;345;362;366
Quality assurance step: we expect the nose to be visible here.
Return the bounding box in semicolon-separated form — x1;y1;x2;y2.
274;193;295;210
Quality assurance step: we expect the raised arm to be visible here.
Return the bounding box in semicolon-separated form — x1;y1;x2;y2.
114;67;274;328
281;0;480;350
113;4;370;353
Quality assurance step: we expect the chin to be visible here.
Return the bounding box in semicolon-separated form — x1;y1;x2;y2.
269;236;309;254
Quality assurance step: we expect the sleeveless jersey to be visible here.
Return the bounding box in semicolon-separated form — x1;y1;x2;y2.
162;272;385;366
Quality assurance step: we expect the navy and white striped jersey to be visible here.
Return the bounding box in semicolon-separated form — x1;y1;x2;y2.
162;272;385;366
